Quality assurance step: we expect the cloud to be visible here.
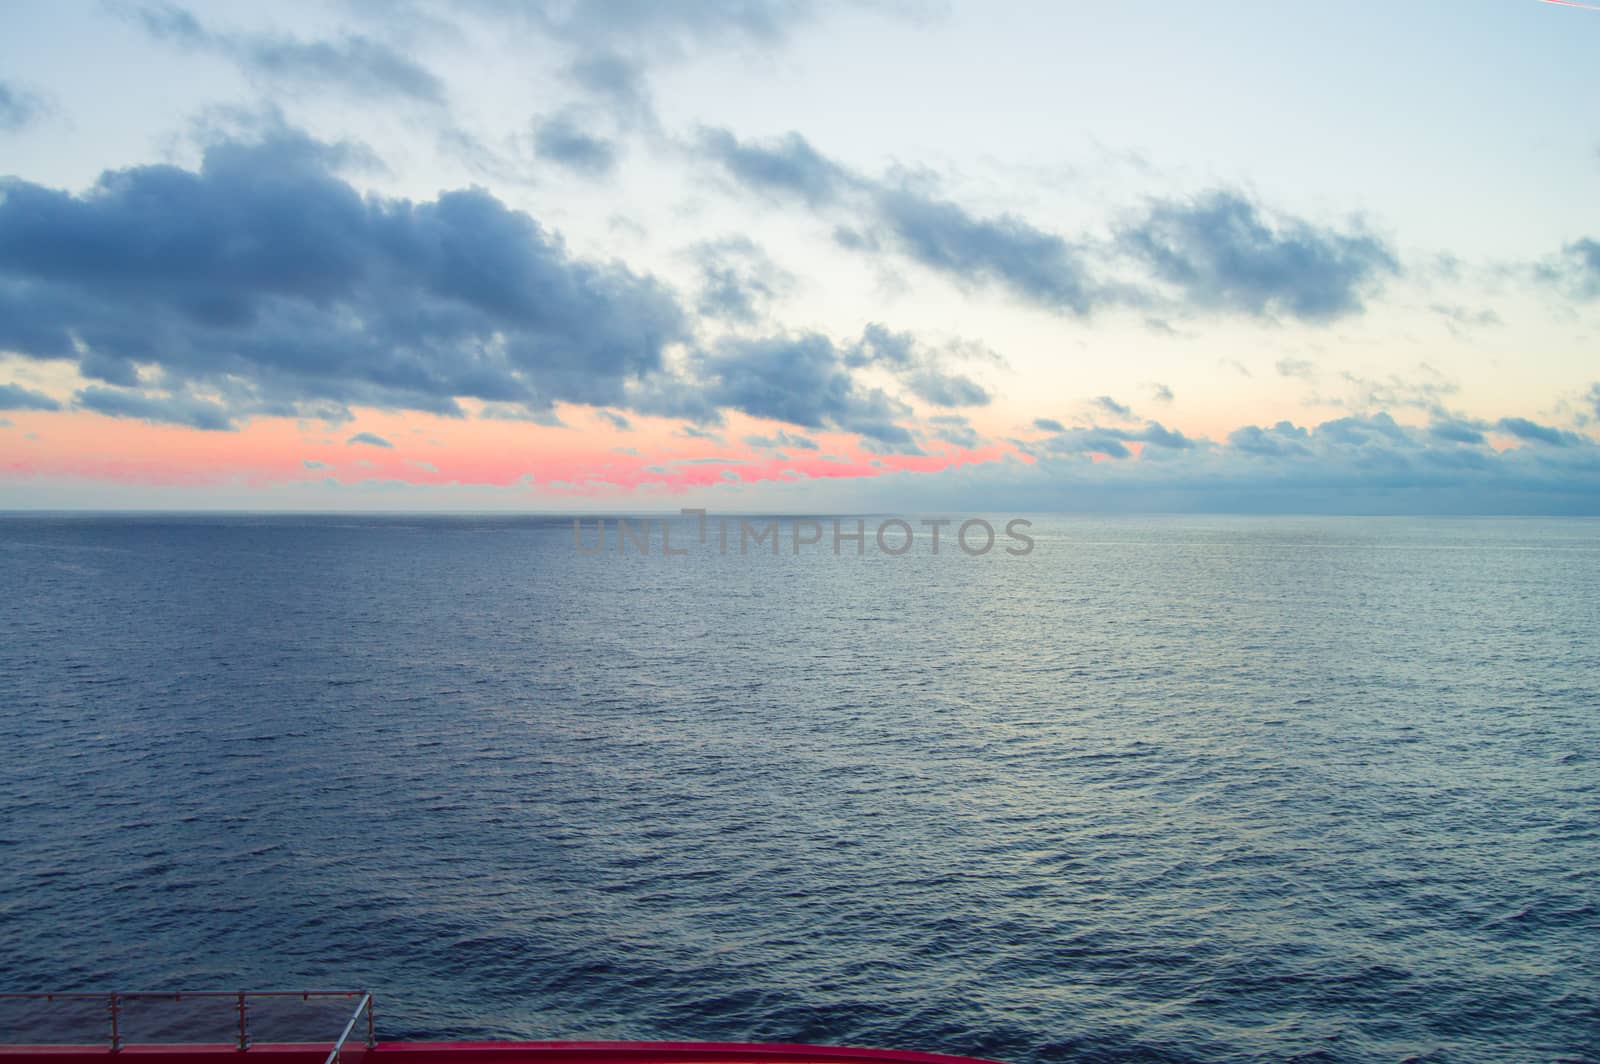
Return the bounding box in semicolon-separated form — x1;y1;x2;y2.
1330;366;1458;413
695;332;914;444
303;459;329;469
689;237;794;324
1228;421;1312;458
1026;419;1201;461
1032;418;1065;433
702;128;1095;312
927;414;979;449
841;322;993;407
676;424;725;443
1430;303;1501;331
595;409;632;430
698;128;853;207
130;3;446;104
529;0;816;54
1539;238;1600;300
406;1;829;134
1092;395;1133;419
532;112;619;177
75;386;233;430
1117;190;1398;321
347;432;393;448
869;185;1097;314
1148;383;1174;404
703;130;1392;323
1429;417;1487;445
566;52;655;129
903;368;990;407
744;429;819;451
1497;416;1585;447
0;382;60;411
0;81;44;132
819;410;1600;515
1276;358;1315;379
0;129;687;428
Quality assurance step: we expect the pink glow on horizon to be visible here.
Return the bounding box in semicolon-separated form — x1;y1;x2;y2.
0;406;1025;498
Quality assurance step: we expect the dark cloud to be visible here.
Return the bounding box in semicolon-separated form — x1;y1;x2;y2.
0;130;687;428
1497;416;1585;447
1033;418;1065;433
1228;422;1312;458
704;126;1098;312
870;186;1096;314
695;333;913;444
1315;412;1408;448
703;130;1389;322
347;431;393;448
532;112;618;177
698;128;853;207
131;3;446;104
78;352;142;387
76;386;233;430
0;81;44;132
0;383;60;411
1138;422;1197;450
1117;191;1397;321
1039;428;1132;460
846;322;917;368
596;409;632;431
1429;418;1487;445
903;369;989;408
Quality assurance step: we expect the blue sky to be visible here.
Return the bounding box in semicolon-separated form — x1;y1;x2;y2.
0;0;1597;512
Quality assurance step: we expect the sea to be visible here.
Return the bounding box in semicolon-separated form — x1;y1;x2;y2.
0;514;1596;1064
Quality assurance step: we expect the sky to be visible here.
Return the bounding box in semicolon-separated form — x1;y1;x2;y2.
1;0;1598;512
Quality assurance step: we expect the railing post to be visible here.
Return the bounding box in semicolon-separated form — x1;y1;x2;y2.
108;993;121;1053
366;995;375;1049
237;991;249;1051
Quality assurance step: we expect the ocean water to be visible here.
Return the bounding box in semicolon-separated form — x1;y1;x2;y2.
0;514;1596;1064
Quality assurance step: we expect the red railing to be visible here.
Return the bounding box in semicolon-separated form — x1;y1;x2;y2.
0;991;372;1062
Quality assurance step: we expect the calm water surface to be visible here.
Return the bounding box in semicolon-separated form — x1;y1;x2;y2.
0;515;1596;1063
